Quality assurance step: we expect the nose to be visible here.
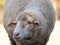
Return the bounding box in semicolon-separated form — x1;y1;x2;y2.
13;32;19;37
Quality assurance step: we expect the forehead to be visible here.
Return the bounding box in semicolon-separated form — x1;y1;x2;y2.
26;15;33;22
16;14;34;22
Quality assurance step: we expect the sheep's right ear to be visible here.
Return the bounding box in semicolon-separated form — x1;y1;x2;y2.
8;21;17;27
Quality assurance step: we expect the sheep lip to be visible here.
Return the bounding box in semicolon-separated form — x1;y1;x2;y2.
13;36;20;39
14;36;31;40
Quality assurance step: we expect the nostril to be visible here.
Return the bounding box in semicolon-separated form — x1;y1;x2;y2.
14;32;19;36
16;33;19;36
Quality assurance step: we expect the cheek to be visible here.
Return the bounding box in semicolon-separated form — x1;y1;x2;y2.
24;24;33;31
29;24;34;31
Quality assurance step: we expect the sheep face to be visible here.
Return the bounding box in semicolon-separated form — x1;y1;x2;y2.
14;12;40;39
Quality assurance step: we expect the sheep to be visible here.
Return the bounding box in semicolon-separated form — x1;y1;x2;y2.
3;0;55;45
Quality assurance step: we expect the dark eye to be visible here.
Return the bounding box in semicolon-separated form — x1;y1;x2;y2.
34;23;39;26
28;21;32;24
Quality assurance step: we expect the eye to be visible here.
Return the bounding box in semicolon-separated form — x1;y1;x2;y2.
28;21;32;24
33;23;39;26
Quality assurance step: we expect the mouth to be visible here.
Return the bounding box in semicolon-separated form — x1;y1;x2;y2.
14;36;31;41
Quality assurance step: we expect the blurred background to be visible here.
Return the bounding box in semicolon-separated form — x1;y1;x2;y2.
0;0;60;45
